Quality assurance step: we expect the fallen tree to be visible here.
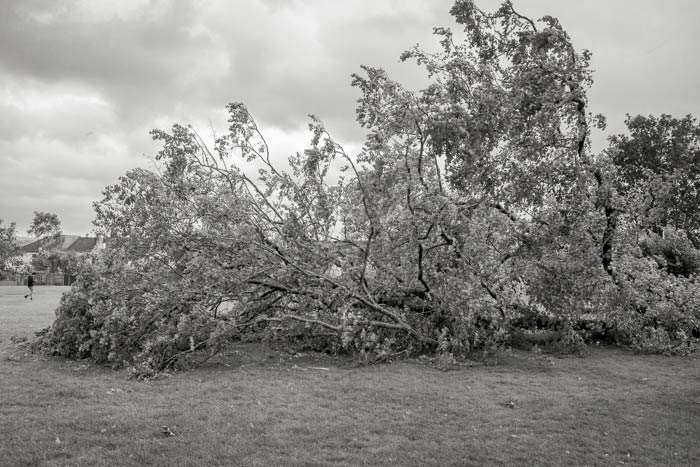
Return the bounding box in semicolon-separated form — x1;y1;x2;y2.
39;0;700;375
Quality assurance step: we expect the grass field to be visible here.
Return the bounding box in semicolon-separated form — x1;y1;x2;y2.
1;286;699;466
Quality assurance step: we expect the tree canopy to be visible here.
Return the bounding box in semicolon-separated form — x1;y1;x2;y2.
0;219;21;274
28;211;62;238
610;114;700;242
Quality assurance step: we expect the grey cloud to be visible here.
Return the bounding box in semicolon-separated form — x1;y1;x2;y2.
1;0;700;234
0;80;117;144
0;125;147;234
0;0;216;119
0;0;451;139
197;1;448;142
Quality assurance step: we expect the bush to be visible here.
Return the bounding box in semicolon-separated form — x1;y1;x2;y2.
605;248;700;353
38;258;240;376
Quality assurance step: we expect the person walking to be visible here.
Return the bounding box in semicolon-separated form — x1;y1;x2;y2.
24;272;35;300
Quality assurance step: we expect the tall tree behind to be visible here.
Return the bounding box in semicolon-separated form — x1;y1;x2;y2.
28;211;62;238
28;211;64;272
609;114;700;244
0;219;21;273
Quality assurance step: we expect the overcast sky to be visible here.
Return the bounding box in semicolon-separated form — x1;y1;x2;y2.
1;0;699;235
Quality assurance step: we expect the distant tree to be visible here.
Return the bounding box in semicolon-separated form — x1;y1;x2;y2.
0;219;21;273
27;211;64;272
28;211;62;239
609;114;700;243
30;250;82;274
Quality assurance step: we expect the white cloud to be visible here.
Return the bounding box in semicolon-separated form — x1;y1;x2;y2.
0;75;116;143
0;132;138;235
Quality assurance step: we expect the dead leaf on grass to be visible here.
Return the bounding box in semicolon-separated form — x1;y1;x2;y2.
502;399;518;409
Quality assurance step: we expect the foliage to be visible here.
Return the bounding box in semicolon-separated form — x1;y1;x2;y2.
607;244;700;354
42;256;238;374
609;114;700;242
638;227;700;277
42;0;700;373
28;211;62;238
601;115;700;351
25;211;67;273
0;219;22;274
30;249;83;274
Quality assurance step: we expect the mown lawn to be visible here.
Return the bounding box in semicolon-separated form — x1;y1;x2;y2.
1;286;699;467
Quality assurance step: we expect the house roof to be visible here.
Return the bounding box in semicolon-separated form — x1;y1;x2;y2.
15;236;35;247
66;237;97;253
21;235;97;254
58;235;81;250
22;238;48;253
